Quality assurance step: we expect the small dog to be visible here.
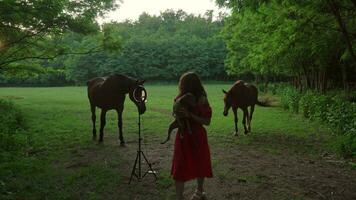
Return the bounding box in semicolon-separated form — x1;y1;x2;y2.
161;93;196;144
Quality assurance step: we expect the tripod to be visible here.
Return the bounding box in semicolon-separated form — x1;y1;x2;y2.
129;113;157;184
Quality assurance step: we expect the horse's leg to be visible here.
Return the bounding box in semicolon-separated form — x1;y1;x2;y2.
242;107;249;134
91;105;97;140
249;105;255;132
232;107;238;136
116;106;125;145
99;109;107;143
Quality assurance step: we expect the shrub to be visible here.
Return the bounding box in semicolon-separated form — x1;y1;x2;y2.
281;87;356;157
270;84;278;95
0;99;26;151
299;91;314;118
281;87;301;113
256;83;285;95
337;134;356;158
257;84;265;93
299;91;331;121
326;97;356;135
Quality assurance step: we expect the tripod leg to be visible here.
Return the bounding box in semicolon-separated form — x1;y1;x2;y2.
141;151;157;180
129;151;140;184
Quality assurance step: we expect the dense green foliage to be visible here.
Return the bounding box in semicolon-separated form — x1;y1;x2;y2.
0;99;26;152
65;10;227;83
217;0;356;91
217;0;356;157
0;0;119;72
281;87;356;157
0;10;228;85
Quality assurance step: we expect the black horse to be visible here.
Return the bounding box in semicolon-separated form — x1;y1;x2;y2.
87;74;146;144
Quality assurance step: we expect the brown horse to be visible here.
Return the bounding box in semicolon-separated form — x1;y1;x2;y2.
87;74;146;144
223;80;262;136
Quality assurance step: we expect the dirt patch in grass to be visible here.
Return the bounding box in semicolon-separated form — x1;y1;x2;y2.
210;145;356;200
50;132;356;200
0;95;24;100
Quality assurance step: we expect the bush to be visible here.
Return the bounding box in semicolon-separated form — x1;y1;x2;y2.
256;83;284;95
299;91;331;121
0;99;26;151
281;87;301;113
326;97;356;135
270;84;278;95
281;87;356;157
337;134;356;158
299;91;314;118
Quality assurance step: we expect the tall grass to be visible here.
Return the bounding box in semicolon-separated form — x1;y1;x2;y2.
0;99;27;152
280;87;356;157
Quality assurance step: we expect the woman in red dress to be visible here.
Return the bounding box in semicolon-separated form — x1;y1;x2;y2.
171;72;213;200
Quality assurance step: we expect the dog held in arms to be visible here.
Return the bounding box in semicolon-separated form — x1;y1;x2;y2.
161;93;196;144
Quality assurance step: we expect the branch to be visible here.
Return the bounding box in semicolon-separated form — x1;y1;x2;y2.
0;25;51;52
0;34;49;68
309;20;342;33
0;46;103;70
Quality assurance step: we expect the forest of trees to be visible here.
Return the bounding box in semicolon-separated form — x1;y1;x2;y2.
0;0;118;85
1;4;228;86
63;10;227;84
217;0;356;92
0;0;355;90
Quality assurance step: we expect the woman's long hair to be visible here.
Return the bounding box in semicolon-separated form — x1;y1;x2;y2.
178;72;206;99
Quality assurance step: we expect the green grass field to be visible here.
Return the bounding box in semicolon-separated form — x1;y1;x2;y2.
1;85;355;200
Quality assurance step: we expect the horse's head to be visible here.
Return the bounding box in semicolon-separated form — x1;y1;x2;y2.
223;81;245;116
222;89;232;116
129;79;146;115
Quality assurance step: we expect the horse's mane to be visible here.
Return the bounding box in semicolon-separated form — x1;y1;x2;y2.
229;80;245;92
98;74;137;93
234;80;245;85
112;74;136;83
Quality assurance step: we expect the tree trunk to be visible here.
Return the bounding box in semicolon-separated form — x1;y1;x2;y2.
328;0;356;65
351;0;356;8
318;70;327;93
301;65;311;89
296;73;303;92
322;70;328;93
341;63;348;90
264;75;269;93
255;74;260;86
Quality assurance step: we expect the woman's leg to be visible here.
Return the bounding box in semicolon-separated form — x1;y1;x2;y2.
191;178;207;200
197;177;204;192
175;180;185;200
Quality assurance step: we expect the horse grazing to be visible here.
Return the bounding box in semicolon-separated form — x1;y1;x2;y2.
222;80;262;136
87;74;146;144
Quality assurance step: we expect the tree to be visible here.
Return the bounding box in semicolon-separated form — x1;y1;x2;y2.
60;10;227;84
0;0;119;71
217;0;356;91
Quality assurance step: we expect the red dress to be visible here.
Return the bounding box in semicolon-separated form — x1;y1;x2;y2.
171;100;213;182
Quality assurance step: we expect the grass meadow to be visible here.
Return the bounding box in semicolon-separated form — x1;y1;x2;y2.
1;84;355;200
